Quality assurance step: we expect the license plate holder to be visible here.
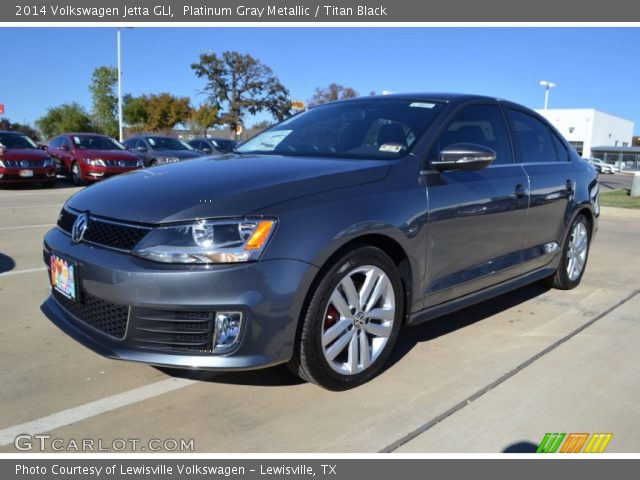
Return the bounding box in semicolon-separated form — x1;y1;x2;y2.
49;252;79;301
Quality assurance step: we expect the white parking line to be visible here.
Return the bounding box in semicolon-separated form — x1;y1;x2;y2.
0;267;47;278
0;224;53;231
0;378;195;447
0;204;61;210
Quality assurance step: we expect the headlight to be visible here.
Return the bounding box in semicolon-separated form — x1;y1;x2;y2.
132;218;277;264
85;158;106;167
0;160;5;168
43;158;54;167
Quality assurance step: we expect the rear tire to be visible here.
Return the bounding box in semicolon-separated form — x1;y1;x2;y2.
547;214;590;290
288;246;404;390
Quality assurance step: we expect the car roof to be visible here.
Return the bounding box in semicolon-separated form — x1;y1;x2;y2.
62;133;110;138
0;130;27;135
332;92;502;104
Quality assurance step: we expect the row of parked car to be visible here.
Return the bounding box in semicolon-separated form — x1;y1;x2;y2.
0;130;237;187
583;157;620;175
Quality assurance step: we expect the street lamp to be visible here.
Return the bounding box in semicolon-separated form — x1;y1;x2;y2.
539;80;556;110
116;28;133;142
117;28;123;142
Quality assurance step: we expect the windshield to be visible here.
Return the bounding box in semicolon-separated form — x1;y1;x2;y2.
236;99;445;159
72;135;125;150
212;139;236;152
147;137;193;151
0;133;37;149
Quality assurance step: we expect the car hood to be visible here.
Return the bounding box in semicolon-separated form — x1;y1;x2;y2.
76;150;138;161
66;154;391;223
0;149;49;161
152;149;202;160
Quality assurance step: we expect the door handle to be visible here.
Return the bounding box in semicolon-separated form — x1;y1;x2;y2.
514;183;527;199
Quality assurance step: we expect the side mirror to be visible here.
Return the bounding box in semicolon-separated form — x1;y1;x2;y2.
431;143;496;172
40;145;48;151
60;145;69;151
202;147;212;153
136;146;147;152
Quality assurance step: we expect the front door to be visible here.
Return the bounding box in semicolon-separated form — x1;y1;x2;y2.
423;103;530;308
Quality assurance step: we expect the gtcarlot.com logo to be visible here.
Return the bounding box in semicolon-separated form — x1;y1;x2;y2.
14;434;195;452
537;432;613;453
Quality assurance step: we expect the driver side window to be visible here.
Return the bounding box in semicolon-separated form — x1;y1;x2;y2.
430;104;513;166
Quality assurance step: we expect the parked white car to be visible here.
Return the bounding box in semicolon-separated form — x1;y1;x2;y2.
585;158;615;174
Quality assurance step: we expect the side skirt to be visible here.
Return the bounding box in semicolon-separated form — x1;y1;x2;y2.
407;266;556;326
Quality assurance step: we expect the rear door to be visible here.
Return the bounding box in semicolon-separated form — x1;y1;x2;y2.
423;103;530;307
505;108;577;273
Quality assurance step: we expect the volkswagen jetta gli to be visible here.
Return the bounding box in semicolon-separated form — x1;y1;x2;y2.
42;94;599;390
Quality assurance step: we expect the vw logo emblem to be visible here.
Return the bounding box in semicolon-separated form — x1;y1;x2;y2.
71;213;89;244
117;160;126;167
19;160;30;167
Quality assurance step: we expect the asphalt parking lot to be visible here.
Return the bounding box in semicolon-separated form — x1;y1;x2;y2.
0;174;639;453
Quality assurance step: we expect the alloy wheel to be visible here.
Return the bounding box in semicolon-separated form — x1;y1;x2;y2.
566;221;588;281
321;265;396;375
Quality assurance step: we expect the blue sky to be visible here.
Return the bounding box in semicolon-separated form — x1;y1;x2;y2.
1;27;639;134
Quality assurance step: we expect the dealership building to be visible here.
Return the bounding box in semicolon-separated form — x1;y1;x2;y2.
536;108;640;170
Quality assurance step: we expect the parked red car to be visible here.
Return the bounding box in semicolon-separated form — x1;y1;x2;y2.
0;130;57;187
48;133;143;185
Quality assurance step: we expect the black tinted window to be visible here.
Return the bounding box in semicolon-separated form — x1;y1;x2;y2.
430;104;513;165
551;133;569;162
508;109;558;163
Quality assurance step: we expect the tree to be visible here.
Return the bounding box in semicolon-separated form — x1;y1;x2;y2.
188;103;220;136
191;51;291;138
89;66;119;138
36;103;95;139
122;94;148;131
122;93;191;132
250;119;273;132
0;118;40;141
308;83;359;107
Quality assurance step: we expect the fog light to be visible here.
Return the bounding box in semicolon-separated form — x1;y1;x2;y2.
213;311;242;353
0;174;3;178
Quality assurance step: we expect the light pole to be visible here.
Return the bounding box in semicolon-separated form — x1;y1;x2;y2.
539;80;556;110
117;28;123;142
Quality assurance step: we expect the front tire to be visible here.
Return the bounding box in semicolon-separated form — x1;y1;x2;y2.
548;214;590;290
289;246;404;390
71;162;85;186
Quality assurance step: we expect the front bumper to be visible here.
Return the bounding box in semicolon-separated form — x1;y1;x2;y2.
42;227;317;370
81;164;141;182
0;167;56;183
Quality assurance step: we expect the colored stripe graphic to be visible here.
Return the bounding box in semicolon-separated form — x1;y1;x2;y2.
537;433;566;453
584;433;613;453
560;433;590;453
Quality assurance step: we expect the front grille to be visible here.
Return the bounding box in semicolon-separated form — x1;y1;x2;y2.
2;159;46;168
103;160;136;167
83;218;149;251
57;209;77;233
52;289;129;339
132;308;215;353
56;209;150;251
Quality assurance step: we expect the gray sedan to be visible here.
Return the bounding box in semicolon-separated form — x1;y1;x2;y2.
42;94;599;390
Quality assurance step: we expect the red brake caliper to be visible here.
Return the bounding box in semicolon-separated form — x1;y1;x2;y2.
324;304;339;329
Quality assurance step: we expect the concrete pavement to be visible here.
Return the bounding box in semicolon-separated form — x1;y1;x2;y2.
0;181;638;453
